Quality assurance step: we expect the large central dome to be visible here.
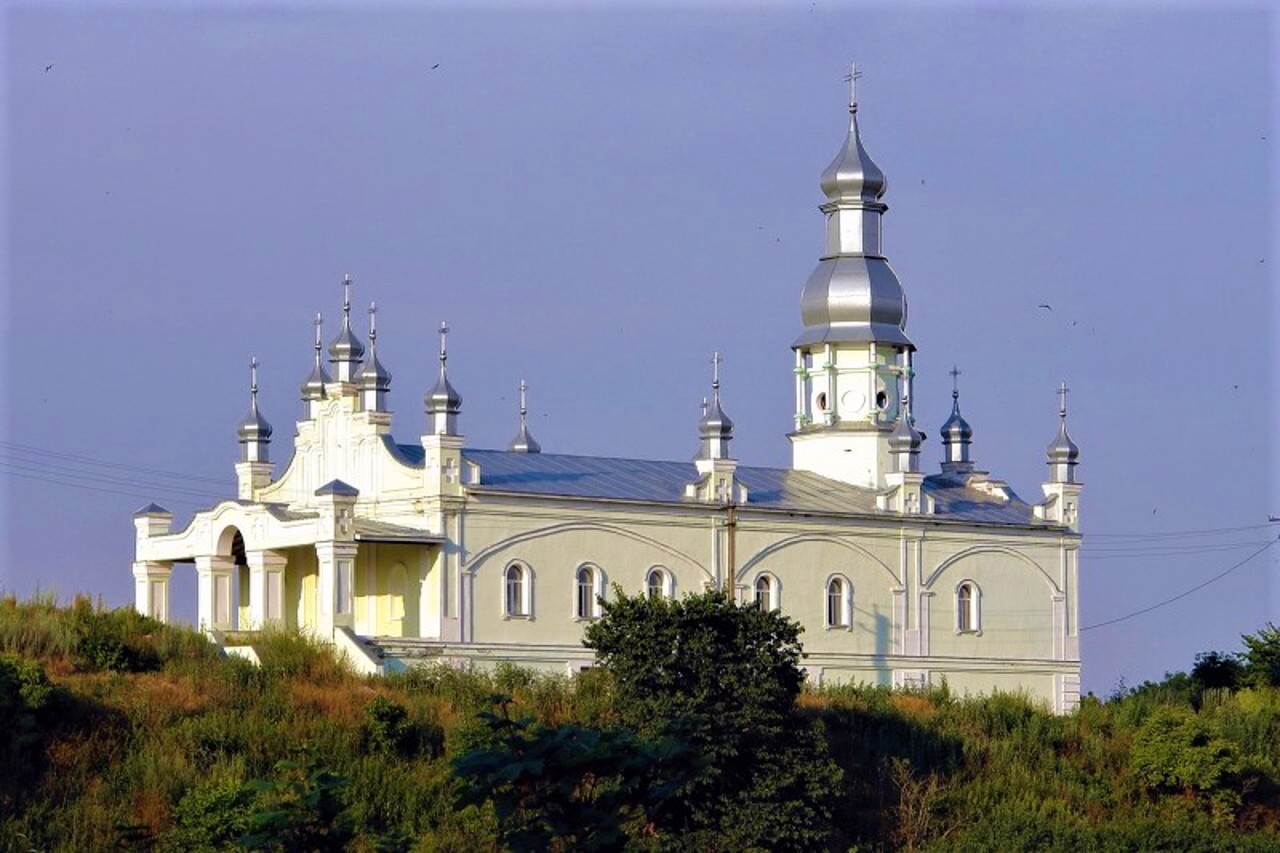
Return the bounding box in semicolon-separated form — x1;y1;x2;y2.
793;98;911;349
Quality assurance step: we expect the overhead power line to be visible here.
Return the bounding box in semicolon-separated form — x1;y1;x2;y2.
0;439;233;486
1081;536;1280;632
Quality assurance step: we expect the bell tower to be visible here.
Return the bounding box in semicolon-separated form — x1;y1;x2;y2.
790;65;914;490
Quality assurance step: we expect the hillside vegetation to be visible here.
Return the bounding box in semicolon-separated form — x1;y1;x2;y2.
2;593;1279;852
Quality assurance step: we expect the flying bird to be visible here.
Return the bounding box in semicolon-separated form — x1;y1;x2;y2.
44;64;54;72
1037;304;1052;311
431;63;440;70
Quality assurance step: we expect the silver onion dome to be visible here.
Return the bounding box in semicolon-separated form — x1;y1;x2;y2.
1046;420;1079;462
425;322;463;415
508;380;541;453
794;65;911;350
237;357;272;456
356;303;392;392
819;107;887;203
697;353;733;460
301;313;331;401
887;412;921;452
328;275;366;374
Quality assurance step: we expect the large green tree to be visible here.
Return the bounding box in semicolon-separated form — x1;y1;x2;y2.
583;588;841;852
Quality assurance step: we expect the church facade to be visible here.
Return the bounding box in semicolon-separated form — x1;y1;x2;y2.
131;84;1084;712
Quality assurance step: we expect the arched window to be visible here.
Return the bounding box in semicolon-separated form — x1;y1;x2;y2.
754;574;776;610
576;565;600;619
647;568;671;600
957;581;980;633
505;563;529;617
826;576;851;628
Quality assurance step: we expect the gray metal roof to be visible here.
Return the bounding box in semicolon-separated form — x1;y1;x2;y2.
437;447;1040;526
354;518;444;544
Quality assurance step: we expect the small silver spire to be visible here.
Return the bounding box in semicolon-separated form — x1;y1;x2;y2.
300;312;331;402
1046;380;1080;483
238;355;272;461
508;379;541;453
940;364;974;474
356;301;392;410
328;273;365;382
889;374;922;472
698;352;734;460
425;321;463;435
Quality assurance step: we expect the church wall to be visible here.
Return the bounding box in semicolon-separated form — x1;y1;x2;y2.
460;499;714;648
922;541;1059;661
734;526;902;658
353;543;422;638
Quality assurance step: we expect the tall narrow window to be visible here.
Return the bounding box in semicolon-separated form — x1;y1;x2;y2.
505;563;528;617
957;582;979;633
826;577;850;628
576;566;596;619
754;575;774;610
647;568;670;600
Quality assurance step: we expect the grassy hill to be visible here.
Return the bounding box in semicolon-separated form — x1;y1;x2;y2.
2;594;1279;852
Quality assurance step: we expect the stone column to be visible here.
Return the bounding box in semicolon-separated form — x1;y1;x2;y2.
246;549;288;628
195;555;236;631
132;561;173;623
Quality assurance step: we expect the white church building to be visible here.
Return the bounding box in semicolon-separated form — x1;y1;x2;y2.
131;83;1083;712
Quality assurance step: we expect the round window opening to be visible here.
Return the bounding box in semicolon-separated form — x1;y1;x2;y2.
816;392;828;411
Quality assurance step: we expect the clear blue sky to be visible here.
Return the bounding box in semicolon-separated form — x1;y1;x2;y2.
2;3;1274;696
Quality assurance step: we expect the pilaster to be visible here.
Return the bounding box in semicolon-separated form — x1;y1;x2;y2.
132;561;173;623
246;549;288;628
195;555;236;631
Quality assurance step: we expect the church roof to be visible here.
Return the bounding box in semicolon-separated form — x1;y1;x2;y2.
388;445;1039;526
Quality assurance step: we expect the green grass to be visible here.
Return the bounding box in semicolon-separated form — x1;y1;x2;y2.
0;596;1278;851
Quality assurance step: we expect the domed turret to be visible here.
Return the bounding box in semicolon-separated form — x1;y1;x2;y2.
425;322;462;436
300;313;331;405
1046;382;1080;484
697;352;734;461
795;64;911;349
356;302;392;413
328;275;365;383
940;366;975;475
237;357;272;463
508;380;541;454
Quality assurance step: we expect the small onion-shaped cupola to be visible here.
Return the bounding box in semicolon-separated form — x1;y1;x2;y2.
507;379;541;454
795;63;911;350
300;312;331;404
425;322;463;436
698;352;734;461
356;302;392;412
940;366;974;475
1046;382;1080;484
328;274;366;383
237;357;272;463
888;402;922;474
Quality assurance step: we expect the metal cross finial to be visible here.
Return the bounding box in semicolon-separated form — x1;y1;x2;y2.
438;322;449;362
342;274;352;315
843;61;863;109
519;380;529;420
949;365;961;400
1057;381;1070;418
368;302;378;343
313;312;323;350
250;356;259;397
711;351;723;389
